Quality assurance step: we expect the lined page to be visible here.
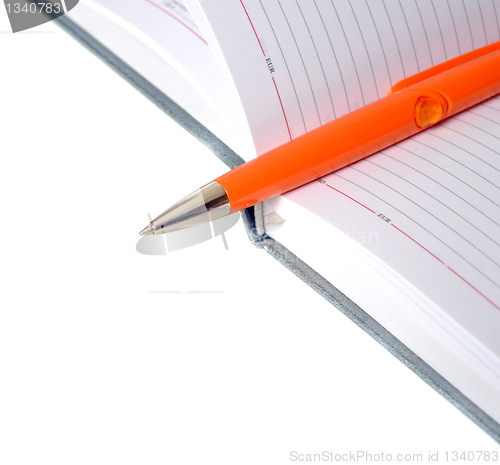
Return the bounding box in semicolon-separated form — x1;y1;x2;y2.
189;0;500;154
283;96;500;319
190;0;500;311
146;0;203;39
84;0;254;155
265;98;500;423
184;0;500;311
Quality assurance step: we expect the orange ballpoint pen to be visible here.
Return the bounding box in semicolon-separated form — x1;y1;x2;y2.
140;42;500;236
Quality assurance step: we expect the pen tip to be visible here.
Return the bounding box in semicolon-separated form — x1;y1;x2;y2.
139;224;154;236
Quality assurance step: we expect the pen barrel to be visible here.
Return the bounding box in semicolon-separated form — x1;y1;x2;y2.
217;90;422;211
412;49;500;117
216;48;500;212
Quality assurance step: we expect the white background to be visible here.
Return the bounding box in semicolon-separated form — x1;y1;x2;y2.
0;6;499;464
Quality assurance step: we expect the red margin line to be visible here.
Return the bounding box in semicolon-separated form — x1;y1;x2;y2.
322;182;499;311
272;77;292;140
391;224;445;264
239;0;266;55
447;266;500;311
144;0;208;45
391;224;500;310
239;0;291;139
326;184;376;213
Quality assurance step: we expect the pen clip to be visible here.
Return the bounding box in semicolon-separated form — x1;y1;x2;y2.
388;41;500;95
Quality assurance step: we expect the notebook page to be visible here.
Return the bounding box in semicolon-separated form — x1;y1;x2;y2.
76;0;253;155
275;96;500;355
187;0;500;154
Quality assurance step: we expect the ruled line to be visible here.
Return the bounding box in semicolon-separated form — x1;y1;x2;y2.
350;162;500;275
160;2;198;28
374;150;500;229
239;0;265;55
426;129;500;180
272;76;292;140
144;0;207;45
276;0;322;125
347;0;380;99
330;0;366;106
314;1;351;112
398;0;421;71
462;0;476;48
295;0;336;118
391;224;445;264
257;0;306;134
393;145;500;210
446;0;462;54
363;158;500;252
382;0;407;78
365;0;393;86
415;0;434;66
240;0;293;139
493;0;500;38
413;138;500;191
438;123;500;168
236;0;498;145
447;266;500;311
325;184;375;213
431;0;448;60
462;111;500;133
322;176;499;311
332;168;500;292
476;0;488;44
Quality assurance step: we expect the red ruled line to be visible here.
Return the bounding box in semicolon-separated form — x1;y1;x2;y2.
144;0;208;45
272;77;292;141
391;224;499;310
390;224;445;264
447;267;500;311
238;0;292;140
239;0;266;55
326;184;376;213
323;182;499;311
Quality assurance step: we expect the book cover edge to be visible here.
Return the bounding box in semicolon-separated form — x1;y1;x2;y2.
54;14;500;444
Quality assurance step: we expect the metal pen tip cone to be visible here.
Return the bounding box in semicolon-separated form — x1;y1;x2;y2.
139;224;154;236
143;181;232;235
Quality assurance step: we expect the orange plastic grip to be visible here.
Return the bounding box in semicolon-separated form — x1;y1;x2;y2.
216;44;500;212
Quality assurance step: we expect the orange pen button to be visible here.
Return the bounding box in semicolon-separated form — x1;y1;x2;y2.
415;96;444;129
